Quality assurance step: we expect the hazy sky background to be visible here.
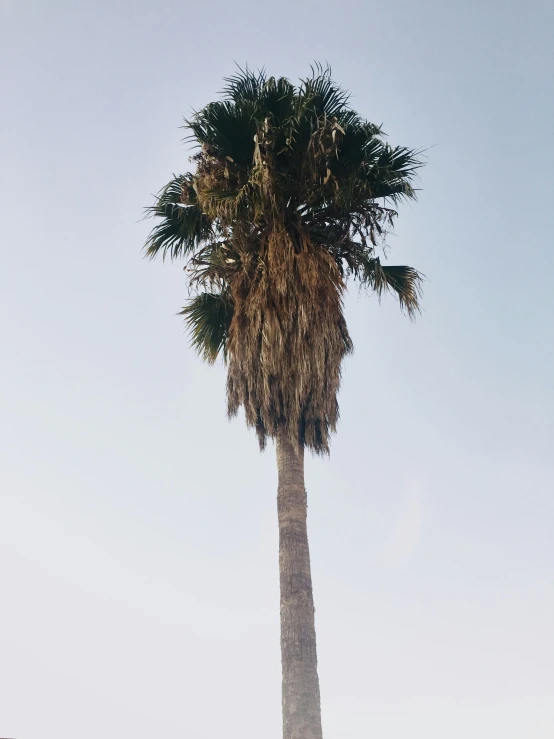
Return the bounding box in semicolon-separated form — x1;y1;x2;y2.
1;1;553;737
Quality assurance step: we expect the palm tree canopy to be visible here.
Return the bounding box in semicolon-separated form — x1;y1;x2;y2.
145;66;423;453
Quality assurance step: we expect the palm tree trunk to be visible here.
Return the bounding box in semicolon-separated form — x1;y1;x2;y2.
276;429;323;739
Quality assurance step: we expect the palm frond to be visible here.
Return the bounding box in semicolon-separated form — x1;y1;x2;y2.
186;100;257;164
179;292;233;363
365;258;423;317
300;65;351;118
221;66;267;103
144;175;212;260
259;75;297;126
222;68;297;129
361;144;422;202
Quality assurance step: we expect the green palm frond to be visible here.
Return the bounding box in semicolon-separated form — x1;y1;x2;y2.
300;64;351;119
186;100;258;164
222;67;298;129
361;144;421;202
364;258;423;317
221;66;267;104
145;175;212;260
179;291;233;363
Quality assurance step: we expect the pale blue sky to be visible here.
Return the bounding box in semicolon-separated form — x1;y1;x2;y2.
1;1;553;738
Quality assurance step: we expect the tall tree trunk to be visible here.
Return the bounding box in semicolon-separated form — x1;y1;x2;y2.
276;429;323;739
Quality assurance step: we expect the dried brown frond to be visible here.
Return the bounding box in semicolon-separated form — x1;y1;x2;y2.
225;229;352;454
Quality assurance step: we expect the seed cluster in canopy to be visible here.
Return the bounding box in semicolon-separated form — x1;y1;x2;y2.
145;65;423;453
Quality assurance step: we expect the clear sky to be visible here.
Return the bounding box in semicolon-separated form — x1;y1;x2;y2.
1;1;553;737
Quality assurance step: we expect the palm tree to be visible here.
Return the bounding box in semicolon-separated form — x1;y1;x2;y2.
145;66;423;739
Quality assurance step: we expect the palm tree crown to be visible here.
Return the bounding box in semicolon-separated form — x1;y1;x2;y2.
145;66;423;453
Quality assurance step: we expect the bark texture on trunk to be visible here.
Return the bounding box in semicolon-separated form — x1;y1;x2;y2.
276;430;323;739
